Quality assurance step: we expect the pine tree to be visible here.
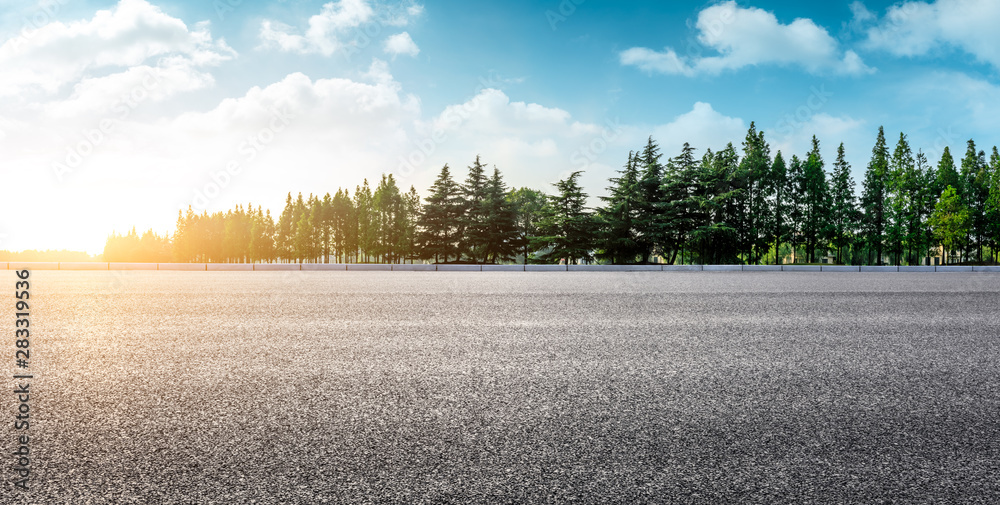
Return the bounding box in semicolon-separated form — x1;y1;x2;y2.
801;136;830;263
402;186;421;263
355;181;375;262
987;147;1000;263
660;143;700;264
737;122;771;264
635;137;665;263
461;155;490;262
861;126;889;265
508;187;548;264
596;151;641;264
766;151;789;265
886;133;914;265
481;168;519;263
276;193;294;263
828;143;859;264
535;171;596;265
785;155;805;264
960;140;990;262
417;165;465;263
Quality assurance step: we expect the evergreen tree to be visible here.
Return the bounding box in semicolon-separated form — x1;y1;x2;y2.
737;122;771;264
508;187;548;264
886;133;914;265
861;126;889;265
417;165;465;262
535;171;596;265
960;140;990;262
801;136;829;263
987;147;1000;263
480;168;519;263
828;143;859;264
355;181;375;262
402;186;422;263
659;143;700;264
784;155;805;264
461;155;490;261
766;151;789;265
635;137;666;263
276;193;295;263
596;151;641;264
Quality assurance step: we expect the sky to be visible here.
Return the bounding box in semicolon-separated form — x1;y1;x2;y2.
2;0;1000;253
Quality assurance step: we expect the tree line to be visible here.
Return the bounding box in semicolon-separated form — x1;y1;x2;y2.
105;125;1000;265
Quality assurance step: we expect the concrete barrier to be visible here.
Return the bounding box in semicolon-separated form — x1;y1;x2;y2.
704;265;742;271
526;265;567;271
744;265;782;272
110;263;158;271
347;264;392;271
391;264;436;271
898;266;935;272
301;264;348;271
972;266;1000;272
822;266;860;272
936;266;974;272
10;262;59;270
155;263;202;271
663;265;703;271
783;265;822;272
483;265;525;271
59;262;109;270
437;265;482;271
568;265;654;272
208;264;253;271
252;264;300;271
861;266;898;272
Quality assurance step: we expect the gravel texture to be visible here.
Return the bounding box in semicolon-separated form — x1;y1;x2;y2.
6;271;1000;504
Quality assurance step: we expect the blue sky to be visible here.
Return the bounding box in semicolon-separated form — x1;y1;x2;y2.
2;0;999;252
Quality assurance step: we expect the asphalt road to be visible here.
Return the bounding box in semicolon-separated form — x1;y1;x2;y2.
7;272;1000;504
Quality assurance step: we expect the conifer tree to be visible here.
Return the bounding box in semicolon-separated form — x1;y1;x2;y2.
801;136;829;263
535;171;596;265
861;126;889;265
461;155;490;261
417;165;465;262
635;137;665;263
481;168;519;263
597;151;641;264
828;143;859;264
508;187;548;264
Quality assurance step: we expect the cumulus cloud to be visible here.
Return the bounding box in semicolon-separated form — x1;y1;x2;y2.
259;0;423;56
383;32;419;58
0;0;234;97
860;0;1000;70
621;1;873;76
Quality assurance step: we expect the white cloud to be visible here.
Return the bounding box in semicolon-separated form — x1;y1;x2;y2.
258;0;424;56
649;102;748;155
383;32;419;58
620;1;873;76
0;0;234;97
861;0;1000;70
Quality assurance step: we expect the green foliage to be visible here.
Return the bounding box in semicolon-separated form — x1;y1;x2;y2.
534;171;597;265
930;186;971;265
417;165;464;263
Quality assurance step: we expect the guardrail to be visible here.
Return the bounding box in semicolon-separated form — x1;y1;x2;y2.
4;263;999;272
